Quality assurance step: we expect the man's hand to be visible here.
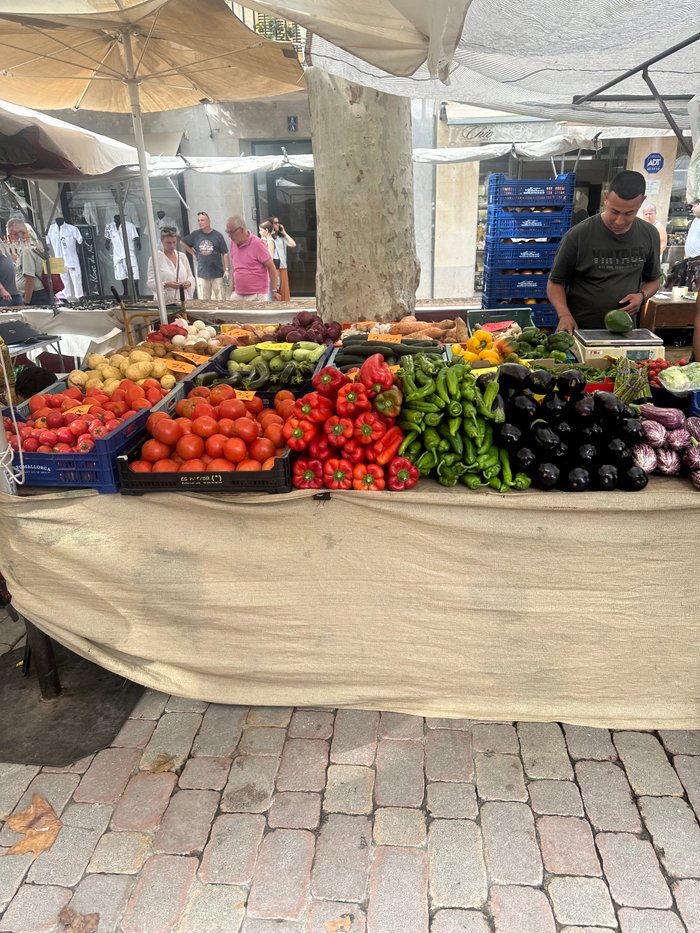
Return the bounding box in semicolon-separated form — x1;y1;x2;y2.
618;292;644;313
556;312;577;334
272;290;282;302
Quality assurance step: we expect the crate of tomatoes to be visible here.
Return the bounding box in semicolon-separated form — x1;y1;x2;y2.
117;382;296;494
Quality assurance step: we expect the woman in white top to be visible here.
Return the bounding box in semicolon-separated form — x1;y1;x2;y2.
147;227;194;304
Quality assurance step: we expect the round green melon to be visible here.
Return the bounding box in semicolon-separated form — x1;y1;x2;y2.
604;310;634;334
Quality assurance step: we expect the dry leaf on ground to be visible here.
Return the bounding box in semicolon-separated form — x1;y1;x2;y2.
5;794;62;856
146;753;177;772
58;906;100;933
325;916;353;933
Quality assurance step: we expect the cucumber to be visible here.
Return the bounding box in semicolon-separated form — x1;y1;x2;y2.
231;345;259;364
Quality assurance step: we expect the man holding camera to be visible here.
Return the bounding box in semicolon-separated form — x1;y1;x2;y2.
270;216;296;301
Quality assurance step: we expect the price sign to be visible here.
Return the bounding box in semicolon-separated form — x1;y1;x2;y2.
63;404;92;415
368;333;401;343
173;352;210;365
163;358;195;374
255;341;294;352
234;390;257;400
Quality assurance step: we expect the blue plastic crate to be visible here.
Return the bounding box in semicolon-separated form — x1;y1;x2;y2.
482;239;561;269
486;210;572;240
487;173;576;208
531;306;560;330
482;271;550;300
689;391;700;418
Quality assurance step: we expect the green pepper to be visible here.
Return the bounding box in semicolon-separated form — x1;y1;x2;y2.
446;365;462;398
402;410;425;426
407;440;423;462
435;367;451;404
424;412;442;427
438;452;460;468
475;419;486;447
550;350;568;363
483;463;501;481
513;472;532;489
401;373;418;396
499;449;513;487
487;476;503;490
416;450;437;474
404;400;441;413
398;430;419;456
461;380;477;401
447;400;463;418
405;380;436;402
398;419;421;432
463;418;478;439
415;368;433;386
448;416;461;438
478;423;493;455
463;437;476;464
460;474;483;489
476;450;499;472
424;427;440;451
437;439;451;453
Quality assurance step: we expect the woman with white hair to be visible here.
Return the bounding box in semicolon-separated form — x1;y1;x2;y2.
6;219;49;305
641;202;668;258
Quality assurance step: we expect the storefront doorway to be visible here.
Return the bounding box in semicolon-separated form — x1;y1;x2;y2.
252;139;315;297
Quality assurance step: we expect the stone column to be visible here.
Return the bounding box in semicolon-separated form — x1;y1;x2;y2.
626;136;679;225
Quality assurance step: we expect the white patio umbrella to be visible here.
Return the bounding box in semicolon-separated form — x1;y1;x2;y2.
0;0;304;321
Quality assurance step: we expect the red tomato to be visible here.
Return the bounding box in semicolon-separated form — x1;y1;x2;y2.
119;380;137;390
111;389;127;403
142;378;161;391
147;411;169;433
249;437;275;463
33;407;53;420
56;427;74;444
233;417;258;444
131;399;152;411
209;385;236;406
36;445;54;453
125;386;146;404
38;429;58;447
152;459;179;472
69;419;88;437
53;443;73;453
188;387;211;400
218;398;247;421
259;411;283;428
179;459;206;472
175;398;199;419
47;395;64;409
276;399;296;420
244;396;264;416
46;411;64;429
22;437;40;452
263;423;285;448
63;387;83;400
130;460;152;472
175;417;194;435
7;435;19;451
77;437;94;452
146;388;163;406
201;453;213;466
63;413;78;425
275;389;295;407
89;423;108;437
222;437;247;463
237;459;262;471
206;458;236;472
171;453;184;464
28;395;47;413
175;433;205;460
191;416;218;438
104;401;128;417
193;402;216;420
142;438;172;462
152;419;183;446
205;433;228;458
217;418;236;438
261;457;276;471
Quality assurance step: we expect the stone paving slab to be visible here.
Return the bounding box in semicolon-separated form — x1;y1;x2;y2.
2;703;700;932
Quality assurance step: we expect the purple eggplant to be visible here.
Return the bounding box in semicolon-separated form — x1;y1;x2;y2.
632;444;658;474
641;420;667;448
683;444;700;470
639;404;686;429
667;428;692;451
656;448;682;475
686;417;700;442
691;471;700;491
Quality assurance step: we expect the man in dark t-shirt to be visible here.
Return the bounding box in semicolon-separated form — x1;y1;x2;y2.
548;171;661;331
181;212;230;301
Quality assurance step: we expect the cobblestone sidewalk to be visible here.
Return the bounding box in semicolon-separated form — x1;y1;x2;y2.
1;610;699;932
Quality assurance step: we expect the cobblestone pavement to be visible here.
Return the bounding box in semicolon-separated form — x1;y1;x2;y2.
1;610;700;932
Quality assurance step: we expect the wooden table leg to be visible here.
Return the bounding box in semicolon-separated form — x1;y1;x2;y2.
23;618;61;700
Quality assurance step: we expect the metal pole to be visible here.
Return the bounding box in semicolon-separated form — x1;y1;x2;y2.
115;182;136;301
121;28;168;324
30;181;57;313
642;69;693;157
23;619;61;700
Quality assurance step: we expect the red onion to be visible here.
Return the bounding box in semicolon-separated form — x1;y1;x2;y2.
684;444;700;470
667;428;692;451
691;471;700;491
686;417;700;442
639;404;686;429
656;448;682;475
632;444;658;474
641;419;667;448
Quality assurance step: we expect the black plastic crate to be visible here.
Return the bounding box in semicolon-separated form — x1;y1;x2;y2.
117;439;292;495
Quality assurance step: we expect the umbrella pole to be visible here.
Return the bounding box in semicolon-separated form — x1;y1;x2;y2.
116;183;136;302
121;29;167;325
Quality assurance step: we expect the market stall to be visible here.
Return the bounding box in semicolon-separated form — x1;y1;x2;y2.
1;478;699;729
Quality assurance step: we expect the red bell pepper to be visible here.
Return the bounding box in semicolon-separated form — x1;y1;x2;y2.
374;426;404;466
359;353;394;397
364;441;378;462
336;383;371;417
352;463;385;491
386;456;419;491
294;392;333;424
342;438;366;464
354;412;386;446
323;458;353;490
312;366;350;398
283;418;317;451
293;457;324;489
308;434;332;461
325;415;354;448
373;386;403;419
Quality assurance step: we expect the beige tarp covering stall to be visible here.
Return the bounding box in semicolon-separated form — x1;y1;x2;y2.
1;480;698;729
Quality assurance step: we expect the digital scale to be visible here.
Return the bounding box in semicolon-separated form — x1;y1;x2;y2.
573;328;665;362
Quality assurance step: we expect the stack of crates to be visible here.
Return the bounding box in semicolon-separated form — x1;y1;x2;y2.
482;173;575;329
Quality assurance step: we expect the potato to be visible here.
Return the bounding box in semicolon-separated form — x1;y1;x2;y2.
126;362;152;381
97;364;121;380
119;359;131;375
67;369;88;387
160;374;176;390
150;360;168;379
102;378;120;396
107;354;127;370
128;350;151;364
152;344;166;358
85;376;104;389
87;353;109;370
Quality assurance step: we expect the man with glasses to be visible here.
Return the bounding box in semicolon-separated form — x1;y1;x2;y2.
226;215;281;302
181;211;229;301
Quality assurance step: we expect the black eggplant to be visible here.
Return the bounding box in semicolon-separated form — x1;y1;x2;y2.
566;467;590;491
527;368;557;396
532;421;559;450
593;391;625;421
620;418;644;444
498;363;531;391
557;369;587;397
556;420;573;439
606;438;631;464
510;395;539;422
550;443;569;463
515;447;537;472
536;462;560;489
577;443;598;467
573;394;595;420
595;463;618;490
622;404;637;419
620;464;649;491
497;423;523;450
580;421;604;441
542;392;568;422
476;371;497;393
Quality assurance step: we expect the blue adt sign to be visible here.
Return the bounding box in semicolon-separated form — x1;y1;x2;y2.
644;153;664;174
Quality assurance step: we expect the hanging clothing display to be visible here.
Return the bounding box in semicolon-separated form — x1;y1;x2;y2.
47;221;84;300
105;220;140;281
